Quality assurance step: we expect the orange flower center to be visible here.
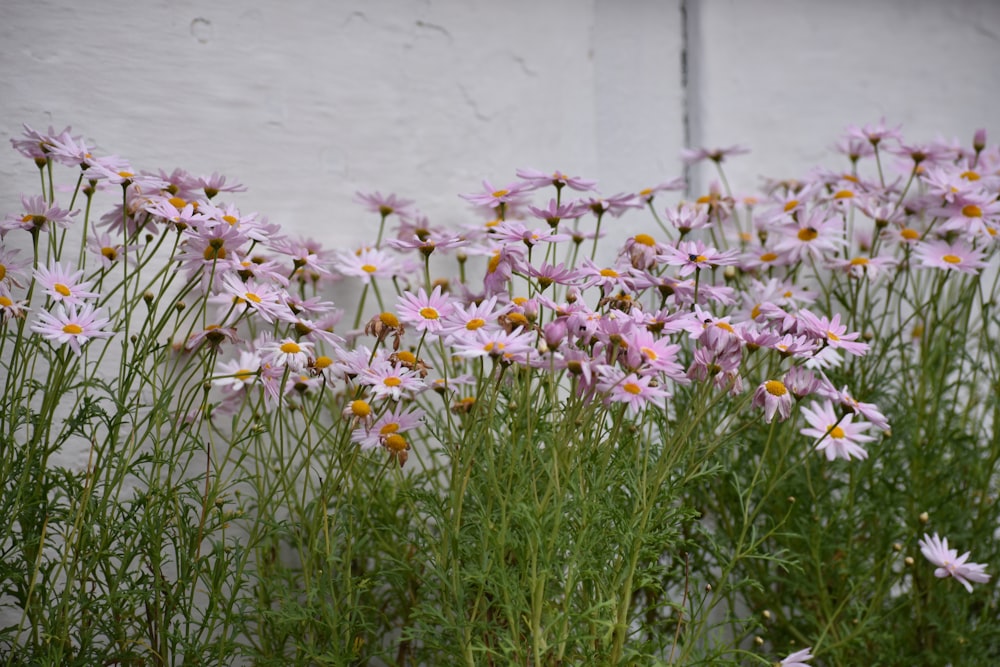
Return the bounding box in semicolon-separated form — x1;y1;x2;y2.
942;254;962;264
63;323;83;335
797;228;819;242
419;307;439;320
962;204;983;218
623;382;642;395
466;318;485;330
383;377;402;387
280;341;301;354
54;283;72;297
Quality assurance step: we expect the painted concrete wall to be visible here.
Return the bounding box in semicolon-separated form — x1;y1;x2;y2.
2;0;998;237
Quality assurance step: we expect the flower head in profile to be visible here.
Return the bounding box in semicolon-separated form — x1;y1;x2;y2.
1;195;76;234
681;144;750;165
918;533;991;593
777;647;814;667
31;303;114;355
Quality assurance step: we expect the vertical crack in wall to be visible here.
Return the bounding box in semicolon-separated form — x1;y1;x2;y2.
680;0;701;196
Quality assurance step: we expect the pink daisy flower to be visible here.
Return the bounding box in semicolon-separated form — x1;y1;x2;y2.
213;351;262;394
219;275;293;324
752;379;793;423
1;195;76;234
34;262;101;305
334;247;405;284
597;368;670;416
515;168;598;193
355;191;415;218
0;286;28;322
351;405;425;451
397;286;456;335
459;180;529;210
259;337;314;372
779;647;814;667
913;239;987;274
357;362;426;401
660;240;740;277
31;303;114;355
918;533;991;593
0;246;31;289
680;144;750;165
772;209;846;262
800;399;874;462
196;172;246;199
796;310;869;357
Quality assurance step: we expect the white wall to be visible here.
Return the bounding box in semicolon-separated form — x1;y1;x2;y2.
3;0;997;235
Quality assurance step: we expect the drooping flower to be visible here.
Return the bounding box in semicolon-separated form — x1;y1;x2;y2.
1;195;76;234
918;533;991;593
753;379;793;423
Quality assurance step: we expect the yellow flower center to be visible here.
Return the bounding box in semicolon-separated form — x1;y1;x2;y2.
63;323;83;335
827;331;840;342
901;228;920;240
0;296;12;307
396;350;416;364
797;228;819;242
760;252;778;262
507;312;529;326
833;189;854;199
623;382;642;395
715;321;735;333
380;423;400;435
765;380;787;396
829;425;846;439
634;233;656;247
849;257;869;266
351;400;371;417
117;171;134;179
380;312;400;327
223;214;239;225
383;377;402;387
235;369;254;382
962;204;983;218
783;199;799;212
466;318;485;330
361;264;377;273
960;170;980;181
204;245;227;260
751;304;762;319
487;252;501;274
0;265;5;281
640;346;658;361
942;254;962;264
244;292;262;303
419;307;439;320
280;341;301;354
599;268;619;278
168;196;187;209
101;247;117;261
492;189;509;198
384;434;407;452
314;356;333;369
484;342;506;353
692;254;707;263
54;283;72;297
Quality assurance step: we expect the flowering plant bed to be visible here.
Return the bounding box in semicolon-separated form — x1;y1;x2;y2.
0;121;997;665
